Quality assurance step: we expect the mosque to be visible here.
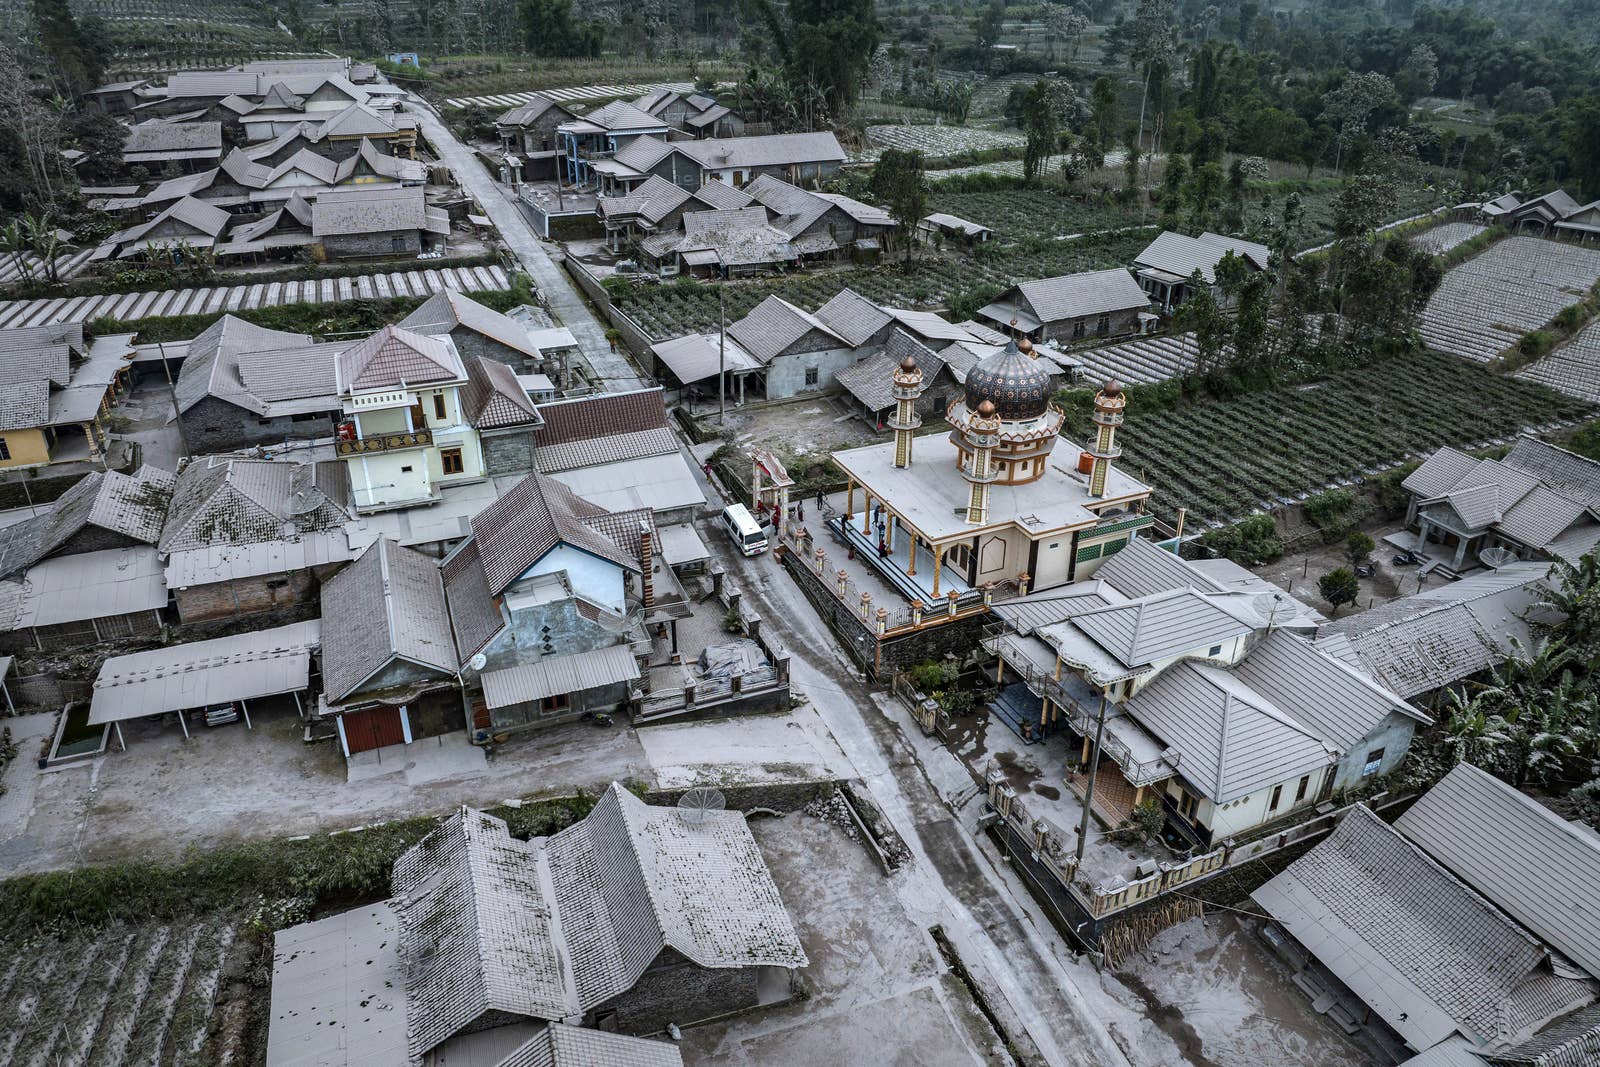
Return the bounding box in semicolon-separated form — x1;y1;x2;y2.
828;332;1156;600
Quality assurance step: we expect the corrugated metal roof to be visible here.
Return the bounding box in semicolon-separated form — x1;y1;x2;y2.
90;619;319;723
1252;804;1566;1052
8;545;167;629
1010;268;1149;325
649;332;760;386
1134;230;1269;284
1396;764;1600;981
546;452;706;515
481;643;639;708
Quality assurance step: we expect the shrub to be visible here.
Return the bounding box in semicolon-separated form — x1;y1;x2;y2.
1519;329;1554;359
1373;461;1419;519
1202;514;1284;565
1303;488;1361;538
1346;530;1376;565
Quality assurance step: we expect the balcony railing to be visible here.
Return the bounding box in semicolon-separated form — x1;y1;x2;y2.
335;428;433;456
984;626;1177;788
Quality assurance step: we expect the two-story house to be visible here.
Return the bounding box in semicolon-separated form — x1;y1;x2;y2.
334;324;488;512
985;537;1427;847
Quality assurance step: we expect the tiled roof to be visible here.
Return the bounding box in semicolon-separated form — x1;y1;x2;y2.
1093;537;1226;599
467;472;640;595
337;324;465;392
0;466;176;579
534;427;679;474
1504;434;1600;512
727;294;848;364
497;95;570;127
311;184;447;238
1126;660;1334;803
1010;268;1150;324
441;537;505;666
123;120;222;154
494;1024;685;1067
688;180;754;212
676;131;845;170
1229;630;1424;750
401;289;542;362
1406;439;1598;551
1253;805;1573;1051
1320;562;1550;699
462;355;540;430
392;786;804;1059
1397;763;1600;981
1135;230;1270;283
835;330;944;412
532;387;669;447
160;456;348;552
174;314;336;417
813;287;893;347
1487;1002;1600;1066
320;537;459;703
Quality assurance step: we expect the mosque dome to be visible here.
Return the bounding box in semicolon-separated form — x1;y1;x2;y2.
964;340;1052;422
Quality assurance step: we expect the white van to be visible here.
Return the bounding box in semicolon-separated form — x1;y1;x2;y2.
722;503;768;556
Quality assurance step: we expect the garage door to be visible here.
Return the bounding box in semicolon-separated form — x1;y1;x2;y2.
341;706;407;754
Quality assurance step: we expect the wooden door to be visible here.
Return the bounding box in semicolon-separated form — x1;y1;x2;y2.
342;706;405;754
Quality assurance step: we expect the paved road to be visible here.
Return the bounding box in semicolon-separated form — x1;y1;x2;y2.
409;97;644;391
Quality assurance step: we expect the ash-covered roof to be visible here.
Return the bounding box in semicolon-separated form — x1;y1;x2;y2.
160;456;348;553
320;537;460;703
336;324;465;393
467;472;640;595
401;289;543;361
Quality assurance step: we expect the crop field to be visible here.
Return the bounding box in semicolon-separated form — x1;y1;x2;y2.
857;124;1025;161
618;229;1153;339
1116;349;1596;527
0;912;254;1066
424;56;733;100
1074;332;1201;385
926;188;1148;240
1518;317;1600;404
1410;221;1487;255
1420;236;1600;362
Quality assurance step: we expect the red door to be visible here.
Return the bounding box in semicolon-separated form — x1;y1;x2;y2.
342;706;406;754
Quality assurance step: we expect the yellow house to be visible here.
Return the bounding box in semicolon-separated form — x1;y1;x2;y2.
0;325;133;470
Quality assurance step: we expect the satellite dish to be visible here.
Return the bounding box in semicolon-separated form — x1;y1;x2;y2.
677;787;726;827
1479;546;1518;569
469;652;487;671
1251;590;1291;629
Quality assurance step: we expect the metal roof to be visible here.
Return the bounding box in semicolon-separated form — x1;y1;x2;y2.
1229;630;1425;750
921;212;992;238
649;331;760;386
1397;764;1600;981
1070;587;1253;668
1134;230;1270;284
1125;660;1335;803
546;452;707;515
90;619;320;724
5;545;167;630
1253;804;1566;1052
991;580;1124;635
265;901;408;1067
1094;537;1226;599
481;643;640;708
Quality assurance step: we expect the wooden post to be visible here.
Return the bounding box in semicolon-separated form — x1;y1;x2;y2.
861;491;872;535
995;652;1005;684
932;544;944;597
907;533;917;575
1041;695;1052;726
846;478;854;522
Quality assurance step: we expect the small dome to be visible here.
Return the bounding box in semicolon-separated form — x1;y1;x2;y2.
965;340;1052;421
976;398;997;417
899;353;919;372
1100;379;1123;398
1017;335;1033;355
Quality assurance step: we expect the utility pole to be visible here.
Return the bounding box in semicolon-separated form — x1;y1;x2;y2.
158;340;190;460
718;282;726;424
1074;692;1109;865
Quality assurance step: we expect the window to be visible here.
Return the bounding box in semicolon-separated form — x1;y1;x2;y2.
1072;320;1086;339
433;394;447;421
804;366;819;387
1268;784;1283;811
540;692;571;716
1096;314;1110;335
1208;644;1223;656
400;464;414;473
0;437;9;461
1362;748;1386;777
949;543;972;571
440;447;465;475
1179;791;1199;819
1294;775;1310;803
391;236;407;253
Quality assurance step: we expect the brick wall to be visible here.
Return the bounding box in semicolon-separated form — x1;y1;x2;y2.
173;568;323;624
596;950;761;1035
181;396;334;455
322;230;422;260
480;429;535;475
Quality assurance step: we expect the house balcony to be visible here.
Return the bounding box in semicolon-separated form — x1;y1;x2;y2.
335;428;433;457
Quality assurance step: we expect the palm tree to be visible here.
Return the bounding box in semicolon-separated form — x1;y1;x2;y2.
0;220;32;283
23;213;61;284
1441;687;1513;771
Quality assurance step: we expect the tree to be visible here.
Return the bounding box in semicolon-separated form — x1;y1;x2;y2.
1322;71;1397;175
869;149;927;263
1395;44;1438;105
1129;0;1175;161
1045;2;1090;62
1184;161;1224;229
1536;552;1600;660
0;46;72;211
973;0;1005;53
27;0;105;99
775;0;879;116
1174;272;1229;375
23;213;61;283
1564;100;1600;202
1319;567;1360;614
1346;531;1375;566
1021;80;1058;185
1086;76;1118;169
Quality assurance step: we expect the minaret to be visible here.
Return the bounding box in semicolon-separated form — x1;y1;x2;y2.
1088;379;1125;498
890;353;922;468
963;399;1000;524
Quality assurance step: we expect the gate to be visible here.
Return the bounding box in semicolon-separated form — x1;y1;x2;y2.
341;706;406;754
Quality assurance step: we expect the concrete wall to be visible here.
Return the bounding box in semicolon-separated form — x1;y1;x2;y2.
524;545;628;613
172;565;336;624
182;396;334;455
1177;763;1335;843
1331;713;1417;792
766;346;856;400
0;428;52;469
444;327;534;371
595;949;761;1035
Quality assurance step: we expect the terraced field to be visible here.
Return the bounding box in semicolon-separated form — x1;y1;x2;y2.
1074;332;1201;385
1409;220;1487;255
1517;316;1600;404
0;913;254;1066
1419;236;1600;362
